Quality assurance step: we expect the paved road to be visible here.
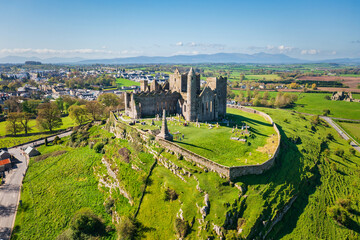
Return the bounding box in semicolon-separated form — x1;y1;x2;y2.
321;116;360;153
0;131;72;240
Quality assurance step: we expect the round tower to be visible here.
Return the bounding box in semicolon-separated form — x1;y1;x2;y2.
186;67;197;121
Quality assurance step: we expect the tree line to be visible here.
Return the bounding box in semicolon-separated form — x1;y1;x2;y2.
4;93;124;136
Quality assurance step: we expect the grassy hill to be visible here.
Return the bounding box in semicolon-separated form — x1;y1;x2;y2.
12;108;360;239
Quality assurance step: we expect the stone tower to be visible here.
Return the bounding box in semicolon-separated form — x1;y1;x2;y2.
158;109;173;141
186;68;197;121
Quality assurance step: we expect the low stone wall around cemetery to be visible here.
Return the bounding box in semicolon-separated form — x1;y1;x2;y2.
110;106;281;180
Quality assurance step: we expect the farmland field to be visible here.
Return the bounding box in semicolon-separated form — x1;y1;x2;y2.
336;121;360;143
244;74;280;81
231;90;360;120
116;77;140;87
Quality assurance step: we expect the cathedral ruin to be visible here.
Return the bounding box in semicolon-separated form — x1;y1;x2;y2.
124;68;227;122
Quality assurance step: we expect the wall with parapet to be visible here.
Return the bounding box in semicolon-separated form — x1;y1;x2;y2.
109;105;281;180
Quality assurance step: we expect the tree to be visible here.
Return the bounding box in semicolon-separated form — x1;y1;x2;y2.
311;83;317;90
98;93;120;107
55;97;64;114
86;101;103;121
6;112;23;135
19;112;33;135
117;216;136;240
36;102;63;132
69;105;88;125
263;91;269;100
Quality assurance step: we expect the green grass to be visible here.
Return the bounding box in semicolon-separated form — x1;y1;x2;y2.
293;92;360;119
130;108;277;167
116;77;140;87
244;74;280;81
336;121;360;143
0;116;77;148
0;134;52;149
0;116;76;137
231;90;360;120
12;144;115;239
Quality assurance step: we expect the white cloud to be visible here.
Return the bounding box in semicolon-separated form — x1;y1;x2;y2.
301;49;320;55
249;45;296;54
176;42;183;46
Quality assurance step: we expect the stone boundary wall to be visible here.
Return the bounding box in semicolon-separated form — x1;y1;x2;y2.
227;105;281;179
110;106;281;180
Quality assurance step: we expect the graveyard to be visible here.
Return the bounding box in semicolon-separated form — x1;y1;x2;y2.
118;107;278;167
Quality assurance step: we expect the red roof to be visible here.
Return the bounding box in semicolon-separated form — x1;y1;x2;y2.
0;159;11;166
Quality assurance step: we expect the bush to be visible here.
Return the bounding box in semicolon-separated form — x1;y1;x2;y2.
163;187;178;201
323;109;330;116
326;133;334;141
324;95;331;100
70;208;105;237
104;198;115;215
117;216;136;240
328;206;350;225
349;148;356;155
93;142;105;153
53;136;63;145
174;218;190;238
334;148;345;157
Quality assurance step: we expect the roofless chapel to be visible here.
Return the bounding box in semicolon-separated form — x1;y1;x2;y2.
124;68;227;122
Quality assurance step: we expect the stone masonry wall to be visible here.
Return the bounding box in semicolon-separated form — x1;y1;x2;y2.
109;105;281;180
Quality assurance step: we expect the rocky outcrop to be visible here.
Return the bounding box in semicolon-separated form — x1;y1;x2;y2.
98;157;133;205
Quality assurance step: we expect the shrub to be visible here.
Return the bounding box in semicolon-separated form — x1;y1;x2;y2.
93;142;105;153
163;187;178;201
323;109;330;116
118;147;130;163
310;115;320;126
324;95;331;100
174;218;190;238
327;205;350;226
70;208;105;237
104;198;115;215
349;148;356;155
117;216;136;240
53;136;63;145
326;133;334;141
337;198;352;211
334;148;345;157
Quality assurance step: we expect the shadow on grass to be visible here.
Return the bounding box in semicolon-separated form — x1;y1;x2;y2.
173;141;213;152
232;124;322;238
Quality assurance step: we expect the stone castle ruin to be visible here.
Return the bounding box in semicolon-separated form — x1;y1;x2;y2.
124;68;227;122
331;91;354;102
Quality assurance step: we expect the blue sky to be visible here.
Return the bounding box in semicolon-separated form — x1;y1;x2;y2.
0;0;359;60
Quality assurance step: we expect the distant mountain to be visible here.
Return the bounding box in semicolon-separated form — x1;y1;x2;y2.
317;58;360;64
78;52;306;64
1;53;360;65
0;56;85;64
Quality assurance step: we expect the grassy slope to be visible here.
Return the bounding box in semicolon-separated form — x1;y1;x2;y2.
12;144;114;239
253;107;360;239
116;77;140;87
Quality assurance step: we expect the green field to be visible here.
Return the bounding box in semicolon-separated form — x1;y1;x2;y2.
116;77;140;87
13;144;114;239
336;121;360;143
129;108;277;167
244;74;280;81
0;116;76;137
231;90;360;120
293;92;360;119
